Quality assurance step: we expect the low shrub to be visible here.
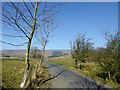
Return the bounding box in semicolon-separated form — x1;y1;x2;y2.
97;72;108;80
78;63;85;69
115;73;120;84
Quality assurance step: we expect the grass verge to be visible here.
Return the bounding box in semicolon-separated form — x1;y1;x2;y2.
2;57;51;88
48;55;120;89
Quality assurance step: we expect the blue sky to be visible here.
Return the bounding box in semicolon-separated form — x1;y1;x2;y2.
2;2;118;50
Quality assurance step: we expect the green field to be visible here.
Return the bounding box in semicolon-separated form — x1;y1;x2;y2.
2;58;51;88
48;54;120;88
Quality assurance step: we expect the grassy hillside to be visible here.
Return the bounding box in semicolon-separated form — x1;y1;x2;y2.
48;54;120;89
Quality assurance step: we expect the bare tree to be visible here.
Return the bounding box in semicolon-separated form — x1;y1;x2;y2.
34;16;57;81
1;1;57;88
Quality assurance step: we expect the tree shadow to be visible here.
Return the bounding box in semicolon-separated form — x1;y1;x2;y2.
27;66;65;88
37;70;66;85
68;77;114;90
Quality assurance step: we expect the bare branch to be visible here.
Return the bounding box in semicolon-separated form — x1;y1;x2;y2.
2;33;26;39
31;2;35;8
2;19;17;29
10;2;32;28
23;1;34;19
0;40;27;46
2;4;30;39
36;2;47;19
15;2;19;21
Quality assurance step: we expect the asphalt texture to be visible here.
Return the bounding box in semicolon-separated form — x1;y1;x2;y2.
43;61;115;89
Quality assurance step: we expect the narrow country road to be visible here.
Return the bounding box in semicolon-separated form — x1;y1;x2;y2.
43;61;114;89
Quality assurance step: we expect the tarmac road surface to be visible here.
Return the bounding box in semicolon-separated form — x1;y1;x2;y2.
43;61;114;89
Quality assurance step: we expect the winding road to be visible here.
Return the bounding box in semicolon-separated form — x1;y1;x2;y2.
43;61;114;89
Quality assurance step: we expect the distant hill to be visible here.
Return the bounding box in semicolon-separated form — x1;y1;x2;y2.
0;49;71;57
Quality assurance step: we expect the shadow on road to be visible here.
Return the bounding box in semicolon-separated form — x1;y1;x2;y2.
38;70;66;85
69;77;114;90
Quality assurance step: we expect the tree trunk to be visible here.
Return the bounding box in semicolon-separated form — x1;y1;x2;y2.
20;1;38;88
34;44;46;80
108;71;111;80
20;40;31;88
